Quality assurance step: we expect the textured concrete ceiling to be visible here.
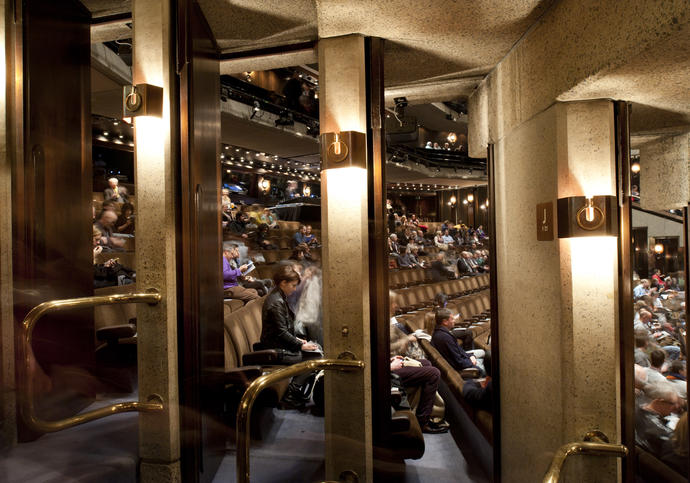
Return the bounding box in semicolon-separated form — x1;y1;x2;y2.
200;0;554;92
561;20;690;134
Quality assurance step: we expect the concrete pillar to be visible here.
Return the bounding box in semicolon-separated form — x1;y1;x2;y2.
467;82;489;158
0;0;17;450
556;100;620;482
494;100;620;482
132;1;181;481
639;134;690;211
318;34;373;482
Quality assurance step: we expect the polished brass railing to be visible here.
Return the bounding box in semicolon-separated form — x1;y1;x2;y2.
236;356;365;483
19;290;164;433
543;430;628;483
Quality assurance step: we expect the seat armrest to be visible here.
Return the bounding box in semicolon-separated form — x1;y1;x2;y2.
96;323;137;342
460;367;481;379
390;413;411;433
224;366;262;385
242;349;280;366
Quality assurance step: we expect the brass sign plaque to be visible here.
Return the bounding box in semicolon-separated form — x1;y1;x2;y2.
536;202;554;241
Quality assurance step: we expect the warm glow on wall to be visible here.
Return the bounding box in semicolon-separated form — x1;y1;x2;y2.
323;167;367;211
569;236;618;282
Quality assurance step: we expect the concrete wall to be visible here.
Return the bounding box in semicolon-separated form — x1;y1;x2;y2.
494;100;620;482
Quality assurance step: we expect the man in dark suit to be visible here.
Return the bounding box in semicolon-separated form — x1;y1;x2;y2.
431;308;485;374
104;177;128;203
457;251;477;275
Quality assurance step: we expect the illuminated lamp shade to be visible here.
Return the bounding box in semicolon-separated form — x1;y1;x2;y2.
259;178;270;192
447;132;457;143
480;204;486;210
123;84;163;118
631;162;640;173
449;195;457;204
303;185;311;197
462;199;468;205
467;193;474;203
557;195;618;238
654;243;664;254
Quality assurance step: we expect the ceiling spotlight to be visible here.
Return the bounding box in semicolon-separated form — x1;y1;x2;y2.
103;131;109;136
118;134;124;139
235;148;240;152
225;145;229;150
112;120;119;126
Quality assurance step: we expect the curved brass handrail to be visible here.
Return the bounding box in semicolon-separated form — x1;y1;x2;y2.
236;357;365;483
19;291;164;433
543;432;628;483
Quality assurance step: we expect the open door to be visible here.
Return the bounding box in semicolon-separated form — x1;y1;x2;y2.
177;2;224;482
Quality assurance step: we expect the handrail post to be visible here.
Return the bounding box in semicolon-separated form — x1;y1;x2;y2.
236;358;365;483
542;431;628;483
19;291;165;433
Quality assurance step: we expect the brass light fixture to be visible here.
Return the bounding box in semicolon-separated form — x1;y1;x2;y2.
320;131;366;170
123;84;163;118
557;195;617;238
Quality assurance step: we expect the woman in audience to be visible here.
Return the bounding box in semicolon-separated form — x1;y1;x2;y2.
255;223;278;250
260;265;319;407
115;202;135;235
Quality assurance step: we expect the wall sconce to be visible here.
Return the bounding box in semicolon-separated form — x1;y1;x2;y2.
320;131;366;170
259;178;270;193
449;195;457;205
447;132;457;143
654;243;664;254
467;193;474;203
557;195;617;238
480;204;486;210
303;185;311;197
462;199;468;205
631;162;640;173
123;84;163;118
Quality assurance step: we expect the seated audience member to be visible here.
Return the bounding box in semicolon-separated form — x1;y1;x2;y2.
661;412;688;474
424;141;433;149
635;384;682;455
651;268;666;290
115;202;135;235
221;188;232;208
92;227;134;287
228;211;250;238
222;204;234;230
290;243;314;262
634;279;651;299
462;352;493;412
398;245;423;269
389;316;447;433
293;225;308;247
433;231;449;251
441;229;455;246
645;349;670;389
431;308;485;375
303;225;319;247
101;199;117;214
665;360;687;399
104;177;128;203
226;243;272;295
255;223;278;250
388;233;402;261
260;265;319;407
431;252;455;282
476;225;487;239
634;331;651;367
222;244;259;302
94;210;126;251
259;208;278;229
457;251;477;275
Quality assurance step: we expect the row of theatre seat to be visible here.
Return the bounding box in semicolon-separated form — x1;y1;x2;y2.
388;273;493;446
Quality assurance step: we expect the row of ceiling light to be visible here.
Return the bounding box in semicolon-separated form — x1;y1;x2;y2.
220;144;320;181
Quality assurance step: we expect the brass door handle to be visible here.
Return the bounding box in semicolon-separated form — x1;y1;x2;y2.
236;356;365;483
543;431;628;483
19;290;164;433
